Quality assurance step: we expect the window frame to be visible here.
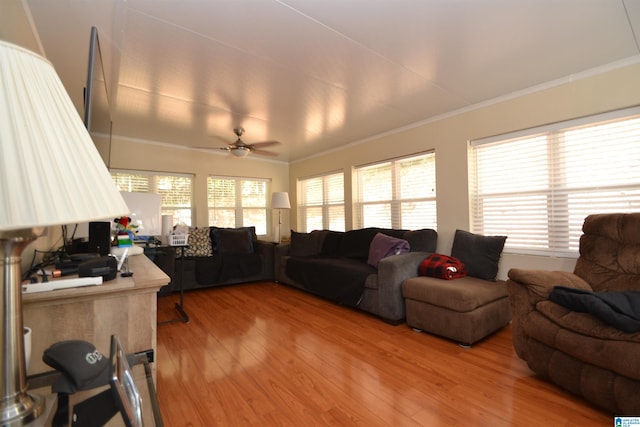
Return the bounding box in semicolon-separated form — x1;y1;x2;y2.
297;171;345;232
470;106;640;257
353;151;437;230
110;169;194;226
207;175;271;236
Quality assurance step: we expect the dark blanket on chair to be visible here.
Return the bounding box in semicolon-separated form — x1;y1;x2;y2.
286;257;375;307
549;286;640;333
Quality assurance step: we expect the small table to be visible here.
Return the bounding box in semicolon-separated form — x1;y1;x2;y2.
159;245;189;324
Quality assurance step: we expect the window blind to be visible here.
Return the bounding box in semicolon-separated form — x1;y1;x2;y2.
298;172;345;232
354;152;436;230
471;107;640;257
111;170;194;226
207;176;270;235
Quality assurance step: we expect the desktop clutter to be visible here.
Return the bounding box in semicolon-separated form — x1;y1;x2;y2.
21;219;148;294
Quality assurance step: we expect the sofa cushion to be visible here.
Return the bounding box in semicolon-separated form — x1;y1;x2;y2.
451;229;506;281
321;230;344;257
536;300;640;343
212;228;254;255
526;303;640;380
341;228;381;260
403;229;437;253
290;230;327;257
184;227;213;256
210;226;257;251
403;276;508;312
286;256;375;306
367;232;410;267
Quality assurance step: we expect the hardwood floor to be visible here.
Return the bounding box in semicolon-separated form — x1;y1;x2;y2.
155;282;611;426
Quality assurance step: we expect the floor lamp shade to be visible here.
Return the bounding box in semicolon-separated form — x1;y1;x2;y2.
271;192;291;210
0;40;129;425
271;192;290;243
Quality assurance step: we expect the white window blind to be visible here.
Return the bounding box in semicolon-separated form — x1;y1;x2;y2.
207;176;269;235
354;152;436;230
471;107;640;257
298;172;345;232
111;170;193;226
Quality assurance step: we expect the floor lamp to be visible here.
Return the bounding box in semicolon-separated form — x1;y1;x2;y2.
0;41;129;425
271;192;291;243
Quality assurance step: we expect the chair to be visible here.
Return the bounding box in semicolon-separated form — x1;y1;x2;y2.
507;213;640;414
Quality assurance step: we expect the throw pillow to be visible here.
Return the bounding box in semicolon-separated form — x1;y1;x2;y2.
451;229;507;281
321;231;344;257
367;232;410;267
403;229;437;252
214;228;254;255
184;227;213;257
210;226;257;251
342;228;381;260
290;230;322;257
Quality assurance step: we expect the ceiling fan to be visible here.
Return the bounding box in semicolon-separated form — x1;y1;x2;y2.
208;127;280;158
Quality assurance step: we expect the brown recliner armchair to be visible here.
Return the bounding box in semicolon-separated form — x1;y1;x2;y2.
507;213;640;414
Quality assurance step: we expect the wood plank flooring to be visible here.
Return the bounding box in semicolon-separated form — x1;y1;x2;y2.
155;282;611;426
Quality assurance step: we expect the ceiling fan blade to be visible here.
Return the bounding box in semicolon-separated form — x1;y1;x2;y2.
249;140;280;149
193;146;230;152
250;148;279;157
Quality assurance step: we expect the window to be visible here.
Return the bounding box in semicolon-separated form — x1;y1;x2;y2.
354;152;436;230
298;172;345;232
111;170;193;226
207;176;270;235
470;107;640;257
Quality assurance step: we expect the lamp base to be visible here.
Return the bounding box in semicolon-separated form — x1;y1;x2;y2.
0;229;45;426
1;393;44;426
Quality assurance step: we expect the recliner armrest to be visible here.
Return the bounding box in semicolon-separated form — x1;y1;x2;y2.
508;268;592;303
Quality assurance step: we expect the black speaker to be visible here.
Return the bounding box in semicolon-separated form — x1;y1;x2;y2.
88;221;111;256
78;256;118;282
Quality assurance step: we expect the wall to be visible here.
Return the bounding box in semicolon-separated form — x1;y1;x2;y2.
289;62;640;279
109;135;290;239
1;1;289;277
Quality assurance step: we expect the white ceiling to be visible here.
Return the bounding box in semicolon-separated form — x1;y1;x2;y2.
26;0;640;162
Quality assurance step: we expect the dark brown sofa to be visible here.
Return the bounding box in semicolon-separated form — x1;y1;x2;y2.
274;227;438;323
507;213;640;414
149;226;274;294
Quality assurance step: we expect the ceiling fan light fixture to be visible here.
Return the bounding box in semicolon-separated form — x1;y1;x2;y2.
230;146;250;157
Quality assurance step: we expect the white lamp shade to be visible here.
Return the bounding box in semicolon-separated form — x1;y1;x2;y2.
0;41;129;230
271;192;291;209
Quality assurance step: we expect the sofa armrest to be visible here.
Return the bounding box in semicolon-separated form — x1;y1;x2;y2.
375;251;431;320
273;243;290;282
254;240;275;279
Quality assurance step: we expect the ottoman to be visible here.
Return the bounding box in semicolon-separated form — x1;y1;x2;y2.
402;275;511;346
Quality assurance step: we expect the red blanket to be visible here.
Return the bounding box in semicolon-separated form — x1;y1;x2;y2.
419;254;467;280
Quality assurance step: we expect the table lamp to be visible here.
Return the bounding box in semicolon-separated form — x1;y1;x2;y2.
271;192;290;243
0;41;129;425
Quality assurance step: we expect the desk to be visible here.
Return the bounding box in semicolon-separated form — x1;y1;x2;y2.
23;254;169;378
23;255;168;426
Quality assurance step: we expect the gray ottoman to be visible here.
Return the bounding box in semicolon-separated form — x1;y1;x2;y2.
402;275;511;346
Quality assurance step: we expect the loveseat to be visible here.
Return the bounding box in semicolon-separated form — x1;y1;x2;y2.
274;227;437;323
159;226;274;293
507;213;640;414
